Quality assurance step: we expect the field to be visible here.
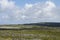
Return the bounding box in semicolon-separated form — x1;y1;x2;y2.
0;25;60;40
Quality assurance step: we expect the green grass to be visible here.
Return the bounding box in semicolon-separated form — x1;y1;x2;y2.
0;26;60;40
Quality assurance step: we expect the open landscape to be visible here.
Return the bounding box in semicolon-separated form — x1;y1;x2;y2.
0;23;60;40
0;0;60;40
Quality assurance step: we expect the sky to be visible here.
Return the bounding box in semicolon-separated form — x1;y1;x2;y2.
0;0;60;24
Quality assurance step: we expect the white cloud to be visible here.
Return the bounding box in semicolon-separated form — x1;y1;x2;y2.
0;0;15;10
25;3;33;9
2;15;9;20
0;0;60;24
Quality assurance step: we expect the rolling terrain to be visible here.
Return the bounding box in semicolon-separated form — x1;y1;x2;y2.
0;22;60;40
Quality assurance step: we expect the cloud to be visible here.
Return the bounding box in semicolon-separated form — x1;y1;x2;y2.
25;3;33;9
0;0;15;10
0;0;60;24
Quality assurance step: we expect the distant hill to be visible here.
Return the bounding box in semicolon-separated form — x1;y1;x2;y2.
0;22;60;27
0;22;60;30
24;22;60;27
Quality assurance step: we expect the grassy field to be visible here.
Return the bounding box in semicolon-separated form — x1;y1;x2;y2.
0;25;60;40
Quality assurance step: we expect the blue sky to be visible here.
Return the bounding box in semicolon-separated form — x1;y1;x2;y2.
14;0;60;6
0;0;60;24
